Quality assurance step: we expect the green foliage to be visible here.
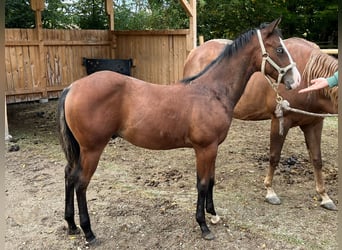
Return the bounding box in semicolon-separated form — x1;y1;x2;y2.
197;0;286;39
4;0;338;47
5;0;35;28
114;0;188;30
5;0;75;29
72;0;108;29
197;0;338;47
43;0;75;29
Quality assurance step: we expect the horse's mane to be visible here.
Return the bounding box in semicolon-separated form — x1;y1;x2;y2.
302;50;338;109
181;24;282;84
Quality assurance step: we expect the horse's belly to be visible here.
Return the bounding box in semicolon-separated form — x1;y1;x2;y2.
121;129;191;150
118;116;191;150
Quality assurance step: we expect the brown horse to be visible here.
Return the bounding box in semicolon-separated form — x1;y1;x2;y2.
57;18;301;244
183;37;338;211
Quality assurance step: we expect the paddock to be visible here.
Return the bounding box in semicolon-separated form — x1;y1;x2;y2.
5;1;338;248
5;100;337;248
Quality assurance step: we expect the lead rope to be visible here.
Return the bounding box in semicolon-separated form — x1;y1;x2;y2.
264;76;338;136
264;75;285;135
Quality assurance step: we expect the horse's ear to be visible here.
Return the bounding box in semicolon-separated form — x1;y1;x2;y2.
268;17;282;33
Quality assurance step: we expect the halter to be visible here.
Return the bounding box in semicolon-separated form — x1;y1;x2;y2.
256;29;296;87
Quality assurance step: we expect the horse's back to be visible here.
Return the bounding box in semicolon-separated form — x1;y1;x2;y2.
63;70;193;149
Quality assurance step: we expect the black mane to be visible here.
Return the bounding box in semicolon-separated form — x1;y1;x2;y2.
181;23;282;84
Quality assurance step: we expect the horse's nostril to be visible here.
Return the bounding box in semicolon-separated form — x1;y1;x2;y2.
285;80;293;90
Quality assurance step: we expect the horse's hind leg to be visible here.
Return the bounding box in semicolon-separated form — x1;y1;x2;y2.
75;149;103;244
264;118;290;205
301;122;337;211
65;163;80;235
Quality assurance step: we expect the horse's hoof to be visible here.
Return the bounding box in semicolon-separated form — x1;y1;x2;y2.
85;236;97;246
202;231;215;240
210;215;220;224
265;195;281;205
68;227;81;235
321;201;337;211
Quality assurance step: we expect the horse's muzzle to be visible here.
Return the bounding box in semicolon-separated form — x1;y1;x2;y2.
284;67;301;90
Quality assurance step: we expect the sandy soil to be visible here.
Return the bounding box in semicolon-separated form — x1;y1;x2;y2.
5;100;338;249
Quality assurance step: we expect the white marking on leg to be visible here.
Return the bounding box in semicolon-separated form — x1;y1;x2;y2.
210;214;220;224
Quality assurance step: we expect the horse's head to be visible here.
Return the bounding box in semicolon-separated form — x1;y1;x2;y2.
256;18;301;90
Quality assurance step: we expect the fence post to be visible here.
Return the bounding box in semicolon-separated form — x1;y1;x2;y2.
5;98;11;141
199;35;204;45
31;0;47;99
105;0;116;58
179;0;197;54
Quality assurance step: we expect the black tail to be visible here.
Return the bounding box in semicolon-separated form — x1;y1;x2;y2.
57;87;80;166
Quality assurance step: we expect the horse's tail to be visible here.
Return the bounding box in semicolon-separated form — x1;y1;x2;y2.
57;87;80;167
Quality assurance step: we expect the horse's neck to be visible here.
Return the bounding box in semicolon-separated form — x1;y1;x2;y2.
196;52;258;108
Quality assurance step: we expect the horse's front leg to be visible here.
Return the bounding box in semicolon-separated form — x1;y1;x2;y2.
301;122;337;211
195;145;218;240
206;177;220;224
264;118;290;205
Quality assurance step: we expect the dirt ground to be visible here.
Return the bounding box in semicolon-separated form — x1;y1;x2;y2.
5;100;338;250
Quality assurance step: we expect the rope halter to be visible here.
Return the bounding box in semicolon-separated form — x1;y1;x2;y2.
256;29;297;87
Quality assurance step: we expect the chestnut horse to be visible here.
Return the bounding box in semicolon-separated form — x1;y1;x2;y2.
183;37;338;210
57;18;300;244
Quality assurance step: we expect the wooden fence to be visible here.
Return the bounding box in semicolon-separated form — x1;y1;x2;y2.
113;30;189;84
5;28;190;103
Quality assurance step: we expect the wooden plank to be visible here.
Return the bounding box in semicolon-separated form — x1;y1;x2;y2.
179;0;193;16
46;85;67;91
161;35;169;84
5;30;17;92
30;0;45;11
33;10;47;97
20;30;31;91
16;30;26;90
5;41;40;46
321;49;338;55
61;46;69;86
9;46;19;92
63;32;73;86
57;43;64;86
27;29;39;89
22;44;32;90
6;87;44;95
168;35;175;83
5;48;14;91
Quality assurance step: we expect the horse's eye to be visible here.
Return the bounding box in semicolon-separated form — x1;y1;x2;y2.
276;47;284;53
